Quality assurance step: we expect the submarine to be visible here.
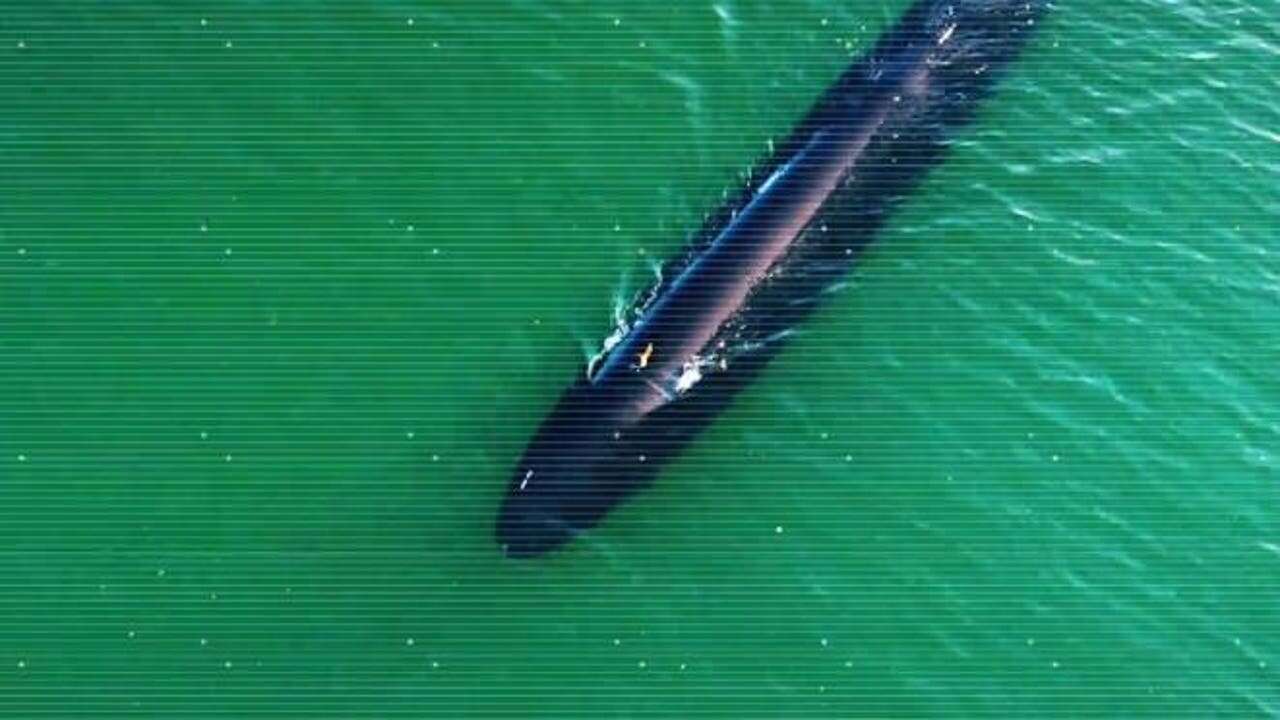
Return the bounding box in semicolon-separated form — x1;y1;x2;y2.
496;0;1046;557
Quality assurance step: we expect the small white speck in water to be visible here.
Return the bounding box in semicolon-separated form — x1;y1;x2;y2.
17;248;26;256
1051;454;1060;462
613;18;621;26
200;221;208;233
431;454;439;462
224;454;233;462
1051;661;1060;669
406;431;414;439
821;18;829;26
844;454;853;462
820;638;829;647
637;660;646;669
519;469;533;491
127;630;136;639
224;247;232;256
200;18;208;27
638;454;647;463
17;40;26;50
17;454;26;462
775;525;784;534
844;660;853;668
679;663;687;670
406;18;415;26
224;660;233;669
431;248;440;255
432;41;440;49
431;661;440;669
200;638;208;647
224;40;233;49
406;638;415;646
406;224;414;232
17;660;25;669
613;638;621;646
156;569;166;578
1027;638;1036;646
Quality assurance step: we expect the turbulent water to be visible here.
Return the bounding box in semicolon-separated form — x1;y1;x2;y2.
2;0;1277;716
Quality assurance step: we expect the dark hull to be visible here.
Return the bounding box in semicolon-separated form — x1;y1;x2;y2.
496;0;1045;557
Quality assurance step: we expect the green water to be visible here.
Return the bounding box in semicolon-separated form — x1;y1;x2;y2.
2;1;1277;716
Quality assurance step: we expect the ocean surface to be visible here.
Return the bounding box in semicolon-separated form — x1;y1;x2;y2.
2;0;1277;716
